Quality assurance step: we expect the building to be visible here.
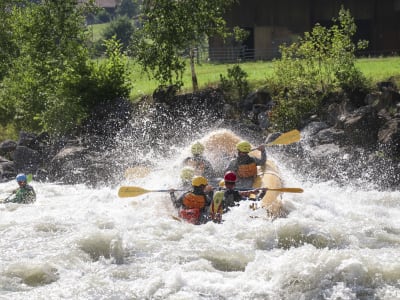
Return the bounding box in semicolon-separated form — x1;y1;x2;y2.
209;0;400;61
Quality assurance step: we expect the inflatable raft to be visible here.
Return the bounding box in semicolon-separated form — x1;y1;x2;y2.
201;129;286;218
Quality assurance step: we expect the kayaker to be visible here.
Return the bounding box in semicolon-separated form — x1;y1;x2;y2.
210;171;260;223
182;141;215;179
224;141;266;189
3;173;36;204
169;175;213;225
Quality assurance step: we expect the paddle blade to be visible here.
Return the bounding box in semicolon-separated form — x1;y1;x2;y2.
267;129;300;146
118;186;150;198
268;187;303;193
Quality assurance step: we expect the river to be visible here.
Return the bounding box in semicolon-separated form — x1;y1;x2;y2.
1;129;399;300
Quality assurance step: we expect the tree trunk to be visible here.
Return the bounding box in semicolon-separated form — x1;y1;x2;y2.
189;48;199;92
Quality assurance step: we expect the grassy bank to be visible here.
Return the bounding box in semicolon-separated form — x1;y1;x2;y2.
128;56;400;100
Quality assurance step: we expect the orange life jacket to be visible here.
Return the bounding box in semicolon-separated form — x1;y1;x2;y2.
237;162;257;178
182;192;206;209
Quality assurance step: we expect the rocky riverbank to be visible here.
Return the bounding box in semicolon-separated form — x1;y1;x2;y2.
1;83;399;189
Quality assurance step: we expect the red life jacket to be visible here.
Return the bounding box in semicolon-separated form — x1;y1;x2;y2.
179;208;201;224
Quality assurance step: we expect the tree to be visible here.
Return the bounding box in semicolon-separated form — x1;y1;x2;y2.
116;0;139;18
131;0;236;91
269;6;369;131
0;0;131;134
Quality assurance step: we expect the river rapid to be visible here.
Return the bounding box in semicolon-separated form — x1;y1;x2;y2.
1;128;400;300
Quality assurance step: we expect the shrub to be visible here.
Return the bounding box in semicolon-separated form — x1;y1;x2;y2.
269;6;369;130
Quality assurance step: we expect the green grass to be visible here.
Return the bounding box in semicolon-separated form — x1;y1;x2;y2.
128;60;275;99
87;23;109;42
356;56;400;83
128;56;400;100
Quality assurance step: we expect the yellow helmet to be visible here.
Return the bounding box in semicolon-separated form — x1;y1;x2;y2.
180;166;194;181
192;176;208;187
236;141;251;153
191;141;205;155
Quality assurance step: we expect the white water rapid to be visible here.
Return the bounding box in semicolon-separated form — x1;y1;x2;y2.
1;129;400;300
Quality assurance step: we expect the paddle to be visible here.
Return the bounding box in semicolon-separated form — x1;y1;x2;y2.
118;186;186;198
118;185;303;198
251;129;301;151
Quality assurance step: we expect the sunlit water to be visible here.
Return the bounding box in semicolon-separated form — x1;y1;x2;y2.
1;129;400;300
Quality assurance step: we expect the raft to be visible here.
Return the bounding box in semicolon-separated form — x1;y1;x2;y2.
201;129;285;218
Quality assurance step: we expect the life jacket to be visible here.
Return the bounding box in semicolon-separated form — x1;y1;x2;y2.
179;208;201;224
182;192;206;209
210;192;223;223
237;162;257;178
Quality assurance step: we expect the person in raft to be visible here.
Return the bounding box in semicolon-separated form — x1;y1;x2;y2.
209;171;260;223
224;141;266;189
169;176;213;225
3;173;36;204
182;141;215;179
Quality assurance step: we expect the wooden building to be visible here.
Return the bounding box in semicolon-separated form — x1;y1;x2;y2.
209;0;400;61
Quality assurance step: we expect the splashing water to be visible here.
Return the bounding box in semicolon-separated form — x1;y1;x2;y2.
1;128;400;300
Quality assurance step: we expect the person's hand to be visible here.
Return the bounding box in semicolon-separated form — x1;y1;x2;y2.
204;185;213;192
257;144;265;152
169;188;176;193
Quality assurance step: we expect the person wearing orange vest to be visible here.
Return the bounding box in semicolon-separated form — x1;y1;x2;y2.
170;176;213;224
224;141;266;189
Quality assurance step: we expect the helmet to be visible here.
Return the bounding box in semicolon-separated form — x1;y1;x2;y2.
191;141;205;155
192;176;208;187
16;173;27;182
236;141;252;153
224;171;237;183
180;166;194;181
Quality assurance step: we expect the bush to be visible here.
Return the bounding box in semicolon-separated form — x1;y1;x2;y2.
269;6;369;130
219;64;250;103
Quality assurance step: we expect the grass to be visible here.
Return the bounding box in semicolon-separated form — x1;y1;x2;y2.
356;56;400;84
128;56;400;100
127;60;275;99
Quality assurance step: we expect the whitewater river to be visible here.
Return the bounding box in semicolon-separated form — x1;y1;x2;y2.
1;130;400;300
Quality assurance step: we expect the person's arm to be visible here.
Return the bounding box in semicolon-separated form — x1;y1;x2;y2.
254;145;267;165
169;189;184;209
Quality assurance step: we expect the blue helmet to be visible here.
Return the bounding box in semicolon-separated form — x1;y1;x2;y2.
16;173;27;182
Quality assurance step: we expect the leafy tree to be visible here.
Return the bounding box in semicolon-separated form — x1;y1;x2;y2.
116;0;139;18
0;0;131;135
269;6;369;131
102;16;135;51
131;0;236;91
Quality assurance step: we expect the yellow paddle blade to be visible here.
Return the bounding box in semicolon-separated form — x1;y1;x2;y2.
266;129;300;146
118;186;151;197
124;166;151;179
118;186;182;198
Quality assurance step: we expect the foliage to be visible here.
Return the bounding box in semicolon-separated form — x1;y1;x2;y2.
116;0;139;18
219;64;250;103
269;6;369;131
0;0;131;135
130;0;235;91
98;16;135;52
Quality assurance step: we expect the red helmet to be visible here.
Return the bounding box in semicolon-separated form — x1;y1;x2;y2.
224;171;237;183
